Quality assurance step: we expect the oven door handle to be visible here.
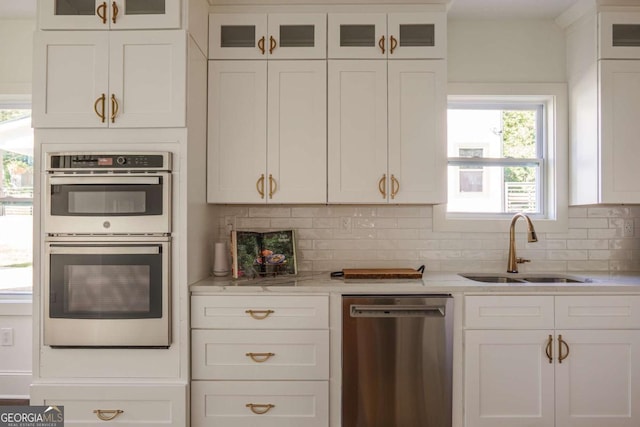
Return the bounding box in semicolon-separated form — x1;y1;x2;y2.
48;176;163;185
48;245;162;255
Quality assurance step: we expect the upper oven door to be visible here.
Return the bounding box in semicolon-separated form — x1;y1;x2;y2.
44;173;171;235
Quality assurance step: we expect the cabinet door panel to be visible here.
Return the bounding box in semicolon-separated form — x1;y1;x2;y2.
209;14;268;59
207;61;267;203
388;60;446;203
600;60;640;203
32;32;109;128
268;14;327;59
599;12;640;59
328;13;387;59
111;0;181;30
108;31;186;128
555;330;640;427
387;13;446;59
268;61;326;203
464;330;555;427
38;0;105;29
328;60;388;203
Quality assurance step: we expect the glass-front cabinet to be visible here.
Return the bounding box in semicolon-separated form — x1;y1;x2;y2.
600;12;640;59
209;13;326;59
328;12;445;59
38;0;180;30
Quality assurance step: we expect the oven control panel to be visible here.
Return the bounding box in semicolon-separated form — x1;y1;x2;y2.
47;153;171;171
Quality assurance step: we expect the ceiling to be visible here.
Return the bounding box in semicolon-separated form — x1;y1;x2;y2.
0;0;592;21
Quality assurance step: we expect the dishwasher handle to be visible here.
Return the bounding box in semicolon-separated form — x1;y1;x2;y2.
351;304;446;318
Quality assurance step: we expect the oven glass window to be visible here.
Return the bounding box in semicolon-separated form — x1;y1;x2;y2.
49;249;163;319
51;182;163;216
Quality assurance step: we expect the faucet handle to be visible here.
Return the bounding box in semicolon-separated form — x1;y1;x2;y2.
516;257;531;264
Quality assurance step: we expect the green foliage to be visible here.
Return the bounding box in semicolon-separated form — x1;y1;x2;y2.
502;110;536;183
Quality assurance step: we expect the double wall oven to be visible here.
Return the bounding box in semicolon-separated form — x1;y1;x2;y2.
43;152;172;348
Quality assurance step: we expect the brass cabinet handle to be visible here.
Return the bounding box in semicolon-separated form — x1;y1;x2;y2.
110;94;118;123
246;403;275;415
96;2;107;24
245;309;273;319
256;174;265;199
93;409;123;421
378;174;387;199
390;174;400;199
390;35;398;54
545;334;553;363
246;352;275;363
558;334;570;363
258;36;266;54
269;35;277;54
378;35;386;54
94;94;106;123
268;174;277;199
111;1;118;24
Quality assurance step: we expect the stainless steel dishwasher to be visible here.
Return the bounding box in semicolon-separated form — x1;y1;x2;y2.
342;294;453;427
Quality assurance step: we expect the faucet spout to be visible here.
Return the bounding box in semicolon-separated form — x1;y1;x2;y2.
507;213;538;273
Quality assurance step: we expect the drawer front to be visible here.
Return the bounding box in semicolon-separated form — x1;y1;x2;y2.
192;329;329;380
191;295;329;329
191;380;328;427
465;295;555;329
555;295;640;329
30;384;185;426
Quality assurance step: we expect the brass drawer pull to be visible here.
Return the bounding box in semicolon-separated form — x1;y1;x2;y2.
111;1;118;24
110;94;119;123
378;35;385;54
245;309;273;320
545;334;553;363
246;352;275;363
390;35;398;54
268;174;277;199
558;334;570;363
93;409;123;421
246;403;275;415
258;36;266;54
256;174;265;199
94;93;106;123
269;35;277;54
390;174;400;199
378;174;387;199
96;2;107;24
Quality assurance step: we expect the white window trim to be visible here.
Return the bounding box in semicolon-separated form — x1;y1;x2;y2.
434;82;569;233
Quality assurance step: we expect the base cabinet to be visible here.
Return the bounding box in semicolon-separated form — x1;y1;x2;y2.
464;295;640;427
29;383;186;426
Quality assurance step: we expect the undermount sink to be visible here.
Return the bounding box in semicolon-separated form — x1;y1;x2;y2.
459;273;588;284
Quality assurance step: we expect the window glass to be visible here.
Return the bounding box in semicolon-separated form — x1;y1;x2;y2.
0;106;33;293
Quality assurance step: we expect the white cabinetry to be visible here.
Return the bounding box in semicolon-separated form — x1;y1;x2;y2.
207;13;326;204
328;13;445;59
568;10;640;204
33;30;186;128
328;59;446;203
464;295;640;427
38;0;181;30
191;295;330;427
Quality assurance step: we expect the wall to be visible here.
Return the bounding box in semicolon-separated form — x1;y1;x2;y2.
0;19;35;94
212;19;639;274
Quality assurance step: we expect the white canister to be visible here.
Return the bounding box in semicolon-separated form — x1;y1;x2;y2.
213;241;229;276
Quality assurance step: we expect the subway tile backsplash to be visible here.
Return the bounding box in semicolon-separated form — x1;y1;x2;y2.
216;205;640;273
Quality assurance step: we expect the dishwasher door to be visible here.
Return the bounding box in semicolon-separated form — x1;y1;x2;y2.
342;295;453;427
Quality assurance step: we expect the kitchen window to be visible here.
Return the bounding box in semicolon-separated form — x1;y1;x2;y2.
0;96;33;294
434;83;568;233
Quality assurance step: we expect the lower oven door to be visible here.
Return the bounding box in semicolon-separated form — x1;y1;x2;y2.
44;237;171;348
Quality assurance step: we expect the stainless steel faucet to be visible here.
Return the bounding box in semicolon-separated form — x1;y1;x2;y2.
507;213;538;273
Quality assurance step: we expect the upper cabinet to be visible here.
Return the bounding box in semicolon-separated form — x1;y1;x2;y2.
32;30;186;128
209;13;326;60
328;12;445;59
599;12;640;59
38;0;181;30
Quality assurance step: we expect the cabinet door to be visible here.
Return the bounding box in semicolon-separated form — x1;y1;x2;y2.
32;32;109;128
599;60;640;203
388;60;446;203
328;60;388;203
209;14;268;59
207;61;267;203
38;0;180;30
267;61;326;203
599;12;640;59
108;31;186;128
555;330;640;427
327;13;387;59
464;330;555;427
267;14;327;59
387;13;446;59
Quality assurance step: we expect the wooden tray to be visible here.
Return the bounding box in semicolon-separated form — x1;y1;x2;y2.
341;268;423;279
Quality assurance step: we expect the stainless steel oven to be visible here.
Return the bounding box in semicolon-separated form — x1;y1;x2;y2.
44;152;171;235
44;236;171;348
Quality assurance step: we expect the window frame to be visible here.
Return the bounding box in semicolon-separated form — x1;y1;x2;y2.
433;83;568;233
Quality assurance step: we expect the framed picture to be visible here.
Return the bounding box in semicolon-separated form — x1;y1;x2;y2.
230;229;297;279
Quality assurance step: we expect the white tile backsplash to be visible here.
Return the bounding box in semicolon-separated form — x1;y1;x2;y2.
216;205;640;273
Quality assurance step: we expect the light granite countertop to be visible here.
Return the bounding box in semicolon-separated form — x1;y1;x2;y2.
190;271;640;294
